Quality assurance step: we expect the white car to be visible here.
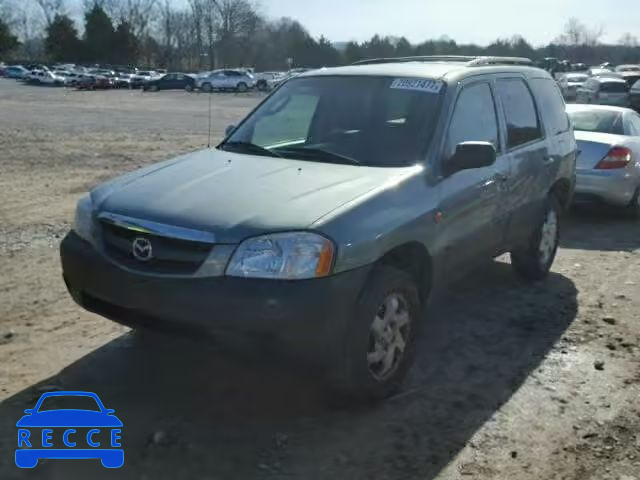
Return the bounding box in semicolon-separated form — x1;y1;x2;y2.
196;69;256;92
615;64;640;73
576;76;630;107
254;71;286;91
558;73;589;101
26;70;65;86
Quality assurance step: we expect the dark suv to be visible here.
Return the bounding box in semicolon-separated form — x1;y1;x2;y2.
61;56;577;400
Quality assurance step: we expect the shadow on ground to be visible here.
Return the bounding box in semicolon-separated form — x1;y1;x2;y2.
0;261;578;480
561;206;640;252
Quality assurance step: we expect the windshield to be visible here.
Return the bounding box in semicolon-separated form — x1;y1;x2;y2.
221;76;442;167
37;395;102;412
569;110;624;134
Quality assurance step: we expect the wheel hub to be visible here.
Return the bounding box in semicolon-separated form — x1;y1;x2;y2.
367;293;411;381
539;209;558;265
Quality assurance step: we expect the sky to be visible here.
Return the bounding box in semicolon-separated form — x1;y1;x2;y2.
256;0;635;46
65;0;638;47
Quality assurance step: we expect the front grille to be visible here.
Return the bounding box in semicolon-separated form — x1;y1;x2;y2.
100;221;213;274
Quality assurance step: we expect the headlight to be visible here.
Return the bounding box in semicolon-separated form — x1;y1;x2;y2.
226;232;335;280
73;194;94;243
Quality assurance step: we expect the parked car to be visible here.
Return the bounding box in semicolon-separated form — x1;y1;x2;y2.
76;75;112;90
629;79;640;111
108;73;132;88
196;69;256;92
4;65;29;79
615;64;640;73
567;104;640;216
620;71;640;89
143;73;196;91
254;71;286;91
130;71;158;89
558;72;589;101
588;67;614;77
576;76;630;106
61;56;576;401
25;70;65;86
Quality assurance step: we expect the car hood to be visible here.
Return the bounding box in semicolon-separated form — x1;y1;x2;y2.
16;411;123;427
93;149;415;244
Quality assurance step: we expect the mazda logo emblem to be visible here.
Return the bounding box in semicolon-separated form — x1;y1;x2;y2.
131;237;153;262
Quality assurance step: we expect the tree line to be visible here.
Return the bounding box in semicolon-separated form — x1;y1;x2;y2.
1;0;640;71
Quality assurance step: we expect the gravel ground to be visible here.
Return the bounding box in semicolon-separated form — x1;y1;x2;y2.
0;78;638;480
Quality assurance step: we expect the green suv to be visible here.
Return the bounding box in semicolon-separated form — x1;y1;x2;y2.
61;56;577;400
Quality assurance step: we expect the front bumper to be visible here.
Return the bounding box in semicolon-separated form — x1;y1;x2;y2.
574;168;639;206
60;232;370;363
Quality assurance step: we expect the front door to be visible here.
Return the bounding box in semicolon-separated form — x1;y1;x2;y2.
438;79;510;274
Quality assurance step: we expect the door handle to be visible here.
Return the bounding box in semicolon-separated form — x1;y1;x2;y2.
494;172;509;182
543;157;556;166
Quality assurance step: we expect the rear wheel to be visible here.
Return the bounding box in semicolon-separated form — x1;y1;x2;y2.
624;188;640;219
511;196;561;282
201;83;212;93
327;266;420;403
257;80;268;91
185;84;193;92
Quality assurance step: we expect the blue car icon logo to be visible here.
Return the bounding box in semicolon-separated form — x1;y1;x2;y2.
15;391;123;468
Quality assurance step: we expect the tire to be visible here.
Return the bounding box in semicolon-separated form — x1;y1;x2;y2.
185;84;193;92
151;84;159;92
257;80;267;91
236;82;248;92
327;266;420;403
511;195;561;282
624;188;640;219
201;83;212;93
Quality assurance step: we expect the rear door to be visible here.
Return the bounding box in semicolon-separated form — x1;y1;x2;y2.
438;78;508;271
600;81;630;106
494;76;550;247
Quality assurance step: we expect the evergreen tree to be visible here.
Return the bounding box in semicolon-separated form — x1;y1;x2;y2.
45;14;81;62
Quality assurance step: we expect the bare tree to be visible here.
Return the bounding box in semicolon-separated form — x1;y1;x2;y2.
556;17;604;46
619;33;639;48
33;0;65;27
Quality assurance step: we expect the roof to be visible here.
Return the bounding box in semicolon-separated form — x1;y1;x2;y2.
566;104;634;114
300;60;549;84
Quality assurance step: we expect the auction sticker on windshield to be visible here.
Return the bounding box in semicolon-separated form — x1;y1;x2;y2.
390;78;443;93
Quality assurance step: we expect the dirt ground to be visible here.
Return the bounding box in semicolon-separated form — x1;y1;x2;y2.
0;78;638;480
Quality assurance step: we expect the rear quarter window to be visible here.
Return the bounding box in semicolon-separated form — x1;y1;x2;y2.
529;78;570;135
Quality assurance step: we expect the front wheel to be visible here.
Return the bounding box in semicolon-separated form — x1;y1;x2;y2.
201;83;212;93
327;266;420;403
236;82;248;92
185;84;193;92
511;196;561;282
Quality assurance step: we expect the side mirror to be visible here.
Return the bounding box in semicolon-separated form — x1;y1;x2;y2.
225;125;236;137
105;409;115;414
445;141;496;176
24;409;34;414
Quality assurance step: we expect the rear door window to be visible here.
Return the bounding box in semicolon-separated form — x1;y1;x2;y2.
496;78;543;149
445;82;499;159
530;78;570;135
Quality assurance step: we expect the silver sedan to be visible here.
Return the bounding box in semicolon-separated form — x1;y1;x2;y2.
567;104;640;216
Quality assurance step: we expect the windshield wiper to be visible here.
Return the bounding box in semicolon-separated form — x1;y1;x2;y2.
219;141;283;158
274;146;360;165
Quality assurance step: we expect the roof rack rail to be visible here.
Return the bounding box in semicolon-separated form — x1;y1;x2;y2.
352;55;534;67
